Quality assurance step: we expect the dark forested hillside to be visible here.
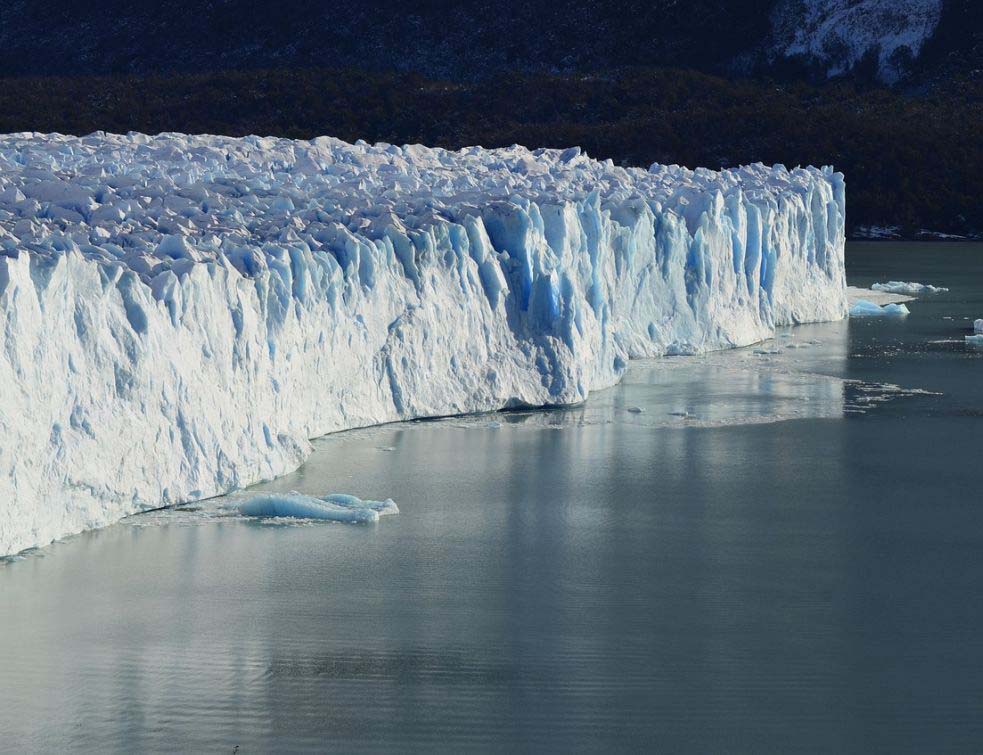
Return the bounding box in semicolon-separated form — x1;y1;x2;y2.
0;0;978;85
0;1;766;79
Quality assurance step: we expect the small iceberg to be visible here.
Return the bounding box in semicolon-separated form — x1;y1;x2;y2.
849;299;910;317
963;319;983;347
237;492;399;523
872;281;948;295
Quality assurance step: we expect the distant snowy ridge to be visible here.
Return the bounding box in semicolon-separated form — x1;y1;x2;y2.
770;0;943;83
0;133;847;555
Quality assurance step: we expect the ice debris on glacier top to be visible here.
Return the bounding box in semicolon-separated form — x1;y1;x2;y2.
0;131;838;284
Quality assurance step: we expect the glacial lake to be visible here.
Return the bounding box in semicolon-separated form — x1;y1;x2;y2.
3;242;982;752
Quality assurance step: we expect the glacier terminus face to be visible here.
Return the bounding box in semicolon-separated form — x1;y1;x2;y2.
0;132;847;556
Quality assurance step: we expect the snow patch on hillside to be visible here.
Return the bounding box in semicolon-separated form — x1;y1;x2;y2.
771;0;943;83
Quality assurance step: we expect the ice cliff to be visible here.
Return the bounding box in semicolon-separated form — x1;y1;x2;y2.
0;132;847;555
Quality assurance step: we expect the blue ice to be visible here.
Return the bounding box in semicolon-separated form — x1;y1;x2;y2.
849;299;910;317
238;492;399;523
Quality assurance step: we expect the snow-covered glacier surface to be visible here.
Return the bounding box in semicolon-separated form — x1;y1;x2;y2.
0;132;847;555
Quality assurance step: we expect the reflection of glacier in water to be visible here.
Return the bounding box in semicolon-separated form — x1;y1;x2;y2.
446;320;854;431
127;308;956;532
124;313;948;532
124;298;952;527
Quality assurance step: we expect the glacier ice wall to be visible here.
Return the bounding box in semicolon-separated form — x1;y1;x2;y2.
0;133;847;555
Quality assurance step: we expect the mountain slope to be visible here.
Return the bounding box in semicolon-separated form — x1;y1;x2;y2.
769;0;944;83
0;0;974;84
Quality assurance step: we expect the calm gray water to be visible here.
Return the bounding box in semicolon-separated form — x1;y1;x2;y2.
3;242;983;753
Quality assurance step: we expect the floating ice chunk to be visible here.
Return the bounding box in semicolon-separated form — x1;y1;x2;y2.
975;319;983;334
966;335;983;348
872;281;948;295
847;286;913;306
320;493;399;516
238;492;398;523
849;299;910;317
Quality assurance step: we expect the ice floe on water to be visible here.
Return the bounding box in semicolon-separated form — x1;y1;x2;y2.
966;326;983;348
849;299;911;317
843;380;942;413
846;285;914;306
872;281;948;295
237;493;398;523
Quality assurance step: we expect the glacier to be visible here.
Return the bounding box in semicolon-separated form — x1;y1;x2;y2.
0;132;847;556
